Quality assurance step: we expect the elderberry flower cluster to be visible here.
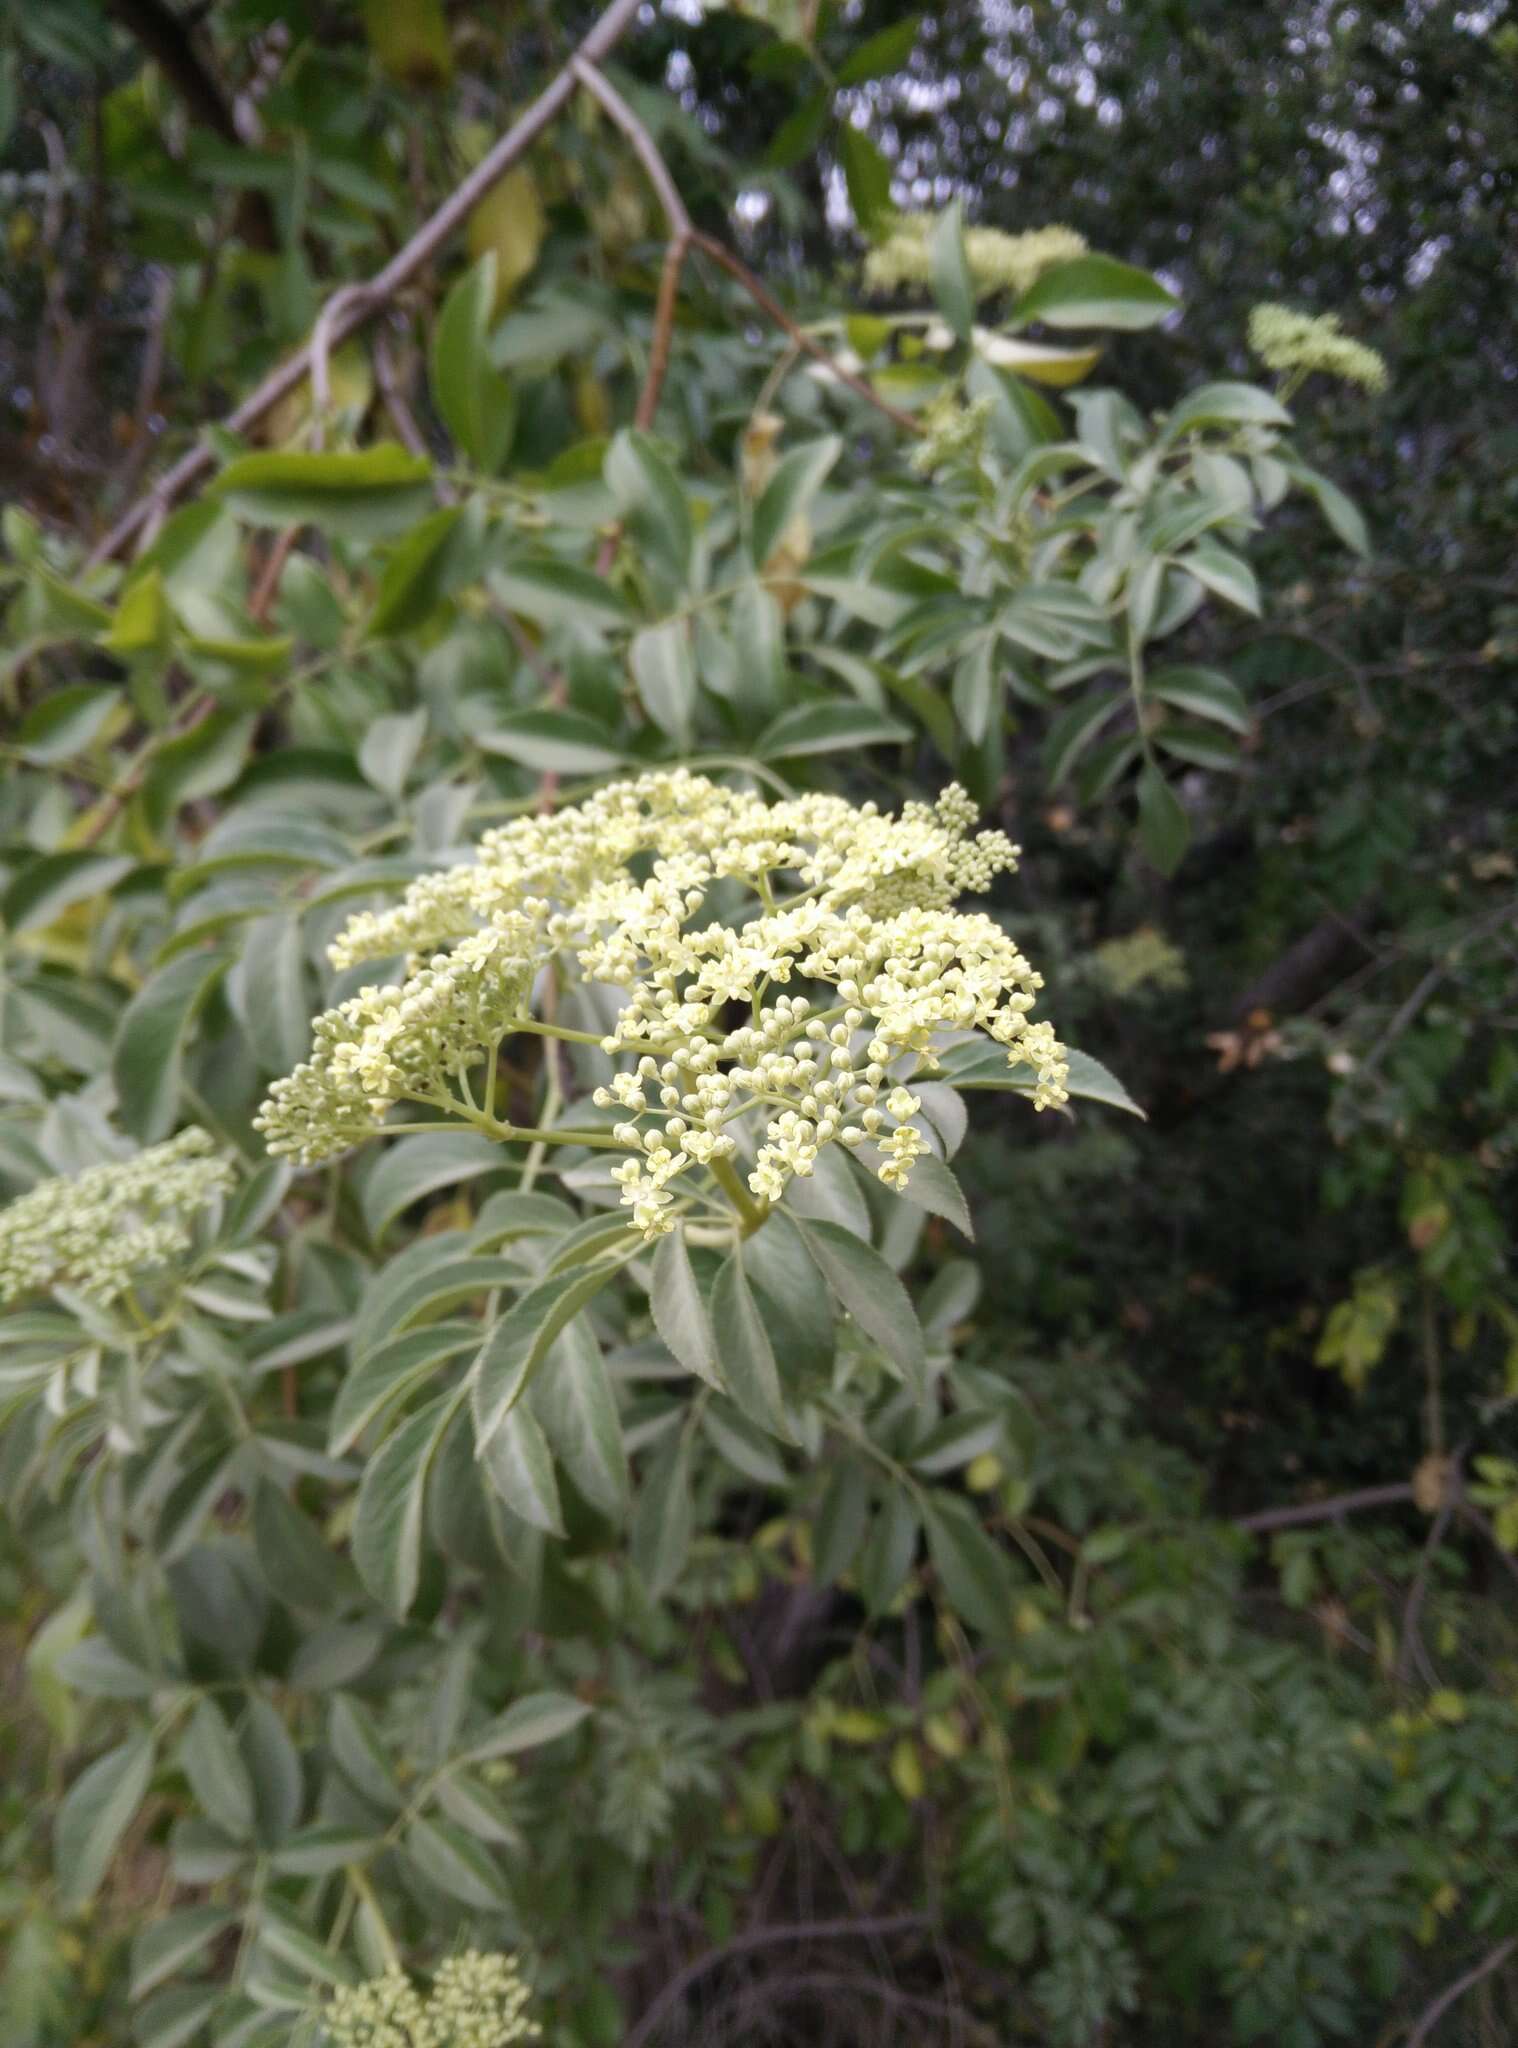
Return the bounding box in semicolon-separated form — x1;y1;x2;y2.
256;773;1067;1238
910;391;996;476
323;1952;538;2048
865;215;1087;299
0;1128;232;1308
1248;304;1388;393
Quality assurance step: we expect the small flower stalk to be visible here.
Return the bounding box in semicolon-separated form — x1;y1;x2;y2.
256;773;1067;1238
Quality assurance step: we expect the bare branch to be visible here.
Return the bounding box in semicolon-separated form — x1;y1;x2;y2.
571;60;692;240
1234;1481;1415;1535
89;0;647;564
690;231;924;437
623;1916;931;2048
309;283;373;448
373;327;441;475
1406;1937;1517;2048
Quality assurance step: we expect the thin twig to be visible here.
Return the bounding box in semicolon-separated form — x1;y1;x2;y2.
111;266;177;504
1234;1481;1416;1534
309;283;372;448
1396;1446;1467;1688
622;1916;930;2048
690;231;923;437
572;59;693;572
1396;1493;1456;1685
373;326;446;481
87;0;647;564
571;59;692;240
248;527;301;624
1406;1937;1517;2048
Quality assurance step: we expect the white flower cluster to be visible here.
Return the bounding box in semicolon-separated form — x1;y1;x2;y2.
1248;303;1388;393
865;215;1087;300
910;391;996;476
257;773;1067;1237
323;1952;538;2048
0;1128;232;1308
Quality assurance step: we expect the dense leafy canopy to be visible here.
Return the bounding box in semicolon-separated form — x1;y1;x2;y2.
0;4;1515;2046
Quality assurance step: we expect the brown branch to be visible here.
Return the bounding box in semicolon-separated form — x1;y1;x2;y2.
571;59;691;241
372;328;437;470
1396;1494;1455;1684
689;231;923;437
1234;1481;1415;1535
571;59;693;576
88;0;647;565
1405;1937;1517;2048
634;234;691;432
623;1916;931;2048
1228;896;1381;1025
248;527;300;625
77;691;216;846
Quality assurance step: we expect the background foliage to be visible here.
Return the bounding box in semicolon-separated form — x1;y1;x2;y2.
1;3;1515;2045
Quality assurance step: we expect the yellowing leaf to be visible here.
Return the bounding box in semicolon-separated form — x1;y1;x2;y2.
363;0;452;87
467;167;546;313
99;569;167;655
890;1736;926;1801
975;329;1104;386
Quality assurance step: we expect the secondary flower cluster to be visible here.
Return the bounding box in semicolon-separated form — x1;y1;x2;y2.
0;1128;232;1308
1248;303;1388;393
910;391;996;476
865;215;1087;299
323;1952;538;2048
256;773;1067;1236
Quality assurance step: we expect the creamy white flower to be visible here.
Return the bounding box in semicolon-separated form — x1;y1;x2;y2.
0;1128;233;1307
865;215;1087;299
323;1950;539;2048
256;774;1067;1235
1248;303;1387;393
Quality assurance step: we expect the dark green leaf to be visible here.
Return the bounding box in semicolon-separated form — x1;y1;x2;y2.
1136;761;1190;876
751;435;841;569
632;1423;691;1596
213;445;435;539
112;950;230;1143
837;16;921;83
479;1401;564;1535
329;1323;478;1454
463;1690;591;1762
55;1730;156;1910
471;1258;628;1450
431;255;517;471
3;852;133;934
757;701;910;760
478;709;626;774
361;1130;505;1243
923;1492;1014;1634
1011;255;1178;331
711;1250;789;1439
795;1218;925;1390
179;1701;255;1842
929;200;975;342
629;619;697;747
839;125;895;239
606;430;693;588
351;1392;457;1615
1147;665;1252;734
531;1319;629;1519
649;1229;724;1389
